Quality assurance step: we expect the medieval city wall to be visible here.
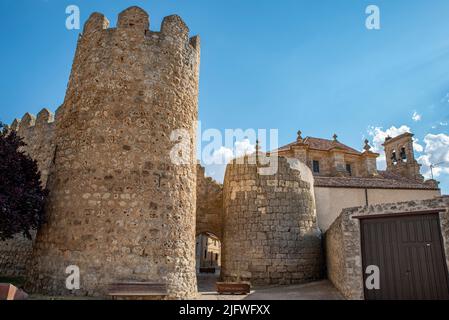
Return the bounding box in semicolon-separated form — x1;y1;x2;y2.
3;5;442;301
0;232;35;278
221;155;323;285
0;109;56;278
13;109;56;188
19;7;201;299
196;165;224;239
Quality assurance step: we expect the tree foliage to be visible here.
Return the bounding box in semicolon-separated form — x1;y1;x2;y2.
0;122;47;240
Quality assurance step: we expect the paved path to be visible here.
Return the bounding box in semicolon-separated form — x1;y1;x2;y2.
197;275;343;300
28;276;343;300
244;280;343;300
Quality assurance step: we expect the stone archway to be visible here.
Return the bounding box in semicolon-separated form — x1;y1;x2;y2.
195;231;222;274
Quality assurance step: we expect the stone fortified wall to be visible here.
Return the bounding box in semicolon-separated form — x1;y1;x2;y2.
221;154;323;285
12;109;56;187
0;233;35;278
0;109;56;278
16;7;201;299
196;164;223;239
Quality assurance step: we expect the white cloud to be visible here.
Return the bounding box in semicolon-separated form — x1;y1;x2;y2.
417;133;449;179
368;126;449;179
210;146;234;165
234;139;256;158
367;125;412;153
209;138;256;165
413;138;424;152
367;125;424;168
412;111;422;122
204;139;256;183
376;154;387;170
432;122;448;129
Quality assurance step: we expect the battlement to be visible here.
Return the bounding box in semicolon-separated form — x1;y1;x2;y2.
12;108;55;133
117;6;149;30
81;6;200;52
9;109;56;189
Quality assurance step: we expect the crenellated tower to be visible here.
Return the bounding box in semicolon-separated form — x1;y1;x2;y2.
26;7;200;298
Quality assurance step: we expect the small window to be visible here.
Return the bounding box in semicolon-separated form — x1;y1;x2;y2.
204;250;207;259
215;253;219;261
346;164;352;176
312;160;320;173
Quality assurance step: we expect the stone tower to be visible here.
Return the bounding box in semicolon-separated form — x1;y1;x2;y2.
221;154;322;285
26;7;200;298
383;132;424;181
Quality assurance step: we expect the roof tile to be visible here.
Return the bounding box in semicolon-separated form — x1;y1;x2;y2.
277;136;361;154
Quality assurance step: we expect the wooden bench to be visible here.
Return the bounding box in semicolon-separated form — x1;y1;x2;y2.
108;282;168;300
216;282;251;295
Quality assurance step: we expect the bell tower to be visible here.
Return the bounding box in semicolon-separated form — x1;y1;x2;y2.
383;132;424;181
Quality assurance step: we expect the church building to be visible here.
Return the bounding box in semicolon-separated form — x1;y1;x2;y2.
277;131;441;231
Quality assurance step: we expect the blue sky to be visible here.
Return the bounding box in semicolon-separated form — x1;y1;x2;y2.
1;0;449;192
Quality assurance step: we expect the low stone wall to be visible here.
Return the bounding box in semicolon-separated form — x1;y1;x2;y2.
323;214;346;296
325;196;449;300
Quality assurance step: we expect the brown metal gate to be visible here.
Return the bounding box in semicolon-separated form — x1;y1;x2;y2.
360;213;449;300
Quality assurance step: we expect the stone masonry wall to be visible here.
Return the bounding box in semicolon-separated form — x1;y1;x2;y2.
0;232;36;278
196;164;223;239
221;154;322;285
0;109;56;278
326;196;449;300
323;213;345;295
25;7;201;299
14;109;56;187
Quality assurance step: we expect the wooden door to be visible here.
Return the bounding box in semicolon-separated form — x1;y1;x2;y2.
361;213;449;300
